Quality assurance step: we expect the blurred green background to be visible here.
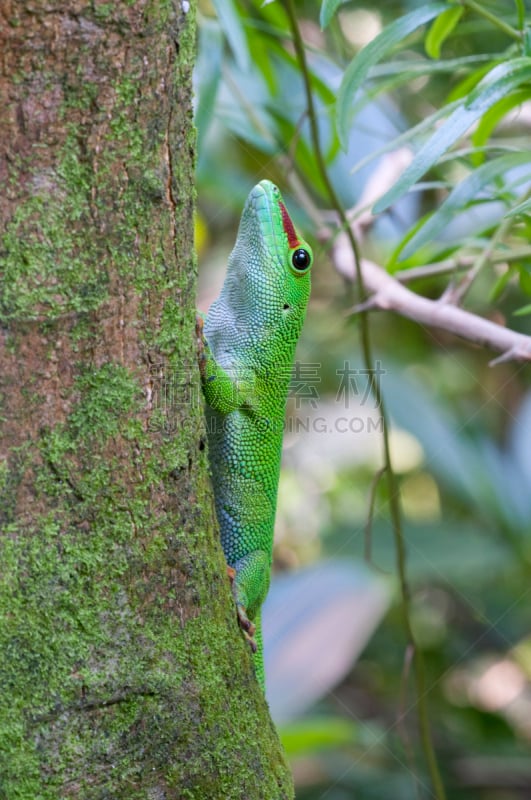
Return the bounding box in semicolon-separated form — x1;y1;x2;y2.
195;1;531;797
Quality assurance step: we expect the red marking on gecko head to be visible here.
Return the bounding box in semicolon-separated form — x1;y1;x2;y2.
279;201;300;249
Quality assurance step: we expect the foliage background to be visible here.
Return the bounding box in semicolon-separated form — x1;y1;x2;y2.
195;1;531;797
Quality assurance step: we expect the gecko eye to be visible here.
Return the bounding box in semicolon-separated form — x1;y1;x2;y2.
291;248;311;271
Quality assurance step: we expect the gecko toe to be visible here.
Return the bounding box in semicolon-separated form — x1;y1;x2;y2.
236;604;256;636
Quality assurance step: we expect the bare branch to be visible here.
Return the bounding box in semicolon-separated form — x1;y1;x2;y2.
395;258;475;283
333;233;531;363
284;140;531;366
363;248;531;284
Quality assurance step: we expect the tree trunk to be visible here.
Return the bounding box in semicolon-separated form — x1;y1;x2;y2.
0;2;293;797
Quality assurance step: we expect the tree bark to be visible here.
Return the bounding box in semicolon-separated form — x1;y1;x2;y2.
0;2;293;797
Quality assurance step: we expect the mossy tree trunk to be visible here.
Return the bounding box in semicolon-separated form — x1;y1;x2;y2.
0;2;293;798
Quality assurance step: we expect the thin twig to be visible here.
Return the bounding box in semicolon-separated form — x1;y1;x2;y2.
222;65;325;230
397;644;422;800
443;210;519;306
396;258;473;283
394;248;531;283
335;253;531;363
462;0;522;42
364;466;387;565
283;3;447;798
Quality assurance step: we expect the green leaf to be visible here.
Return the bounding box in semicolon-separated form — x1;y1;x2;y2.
336;2;448;149
513;302;531;316
320;0;347;30
515;0;526;31
350;99;462;179
373;58;531;214
330;520;513;583
195;21;224;153
399;152;531;259
265;37;337;108
346;55;495;122
518;263;531;296
247;25;278;93
280;717;358;756
220;107;277;155
212;0;250;71
386;211;434;272
446;59;502;103
371;53;495;79
271;110;329;196
425;5;464;59
505;196;531;218
471;89;530;165
489;264;517;302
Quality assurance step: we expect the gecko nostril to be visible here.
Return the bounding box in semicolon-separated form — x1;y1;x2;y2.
283;303;290;310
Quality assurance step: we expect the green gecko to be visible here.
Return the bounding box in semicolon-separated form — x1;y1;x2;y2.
197;180;312;688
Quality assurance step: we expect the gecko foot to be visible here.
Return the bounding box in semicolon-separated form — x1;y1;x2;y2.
227;565;257;652
236;603;257;650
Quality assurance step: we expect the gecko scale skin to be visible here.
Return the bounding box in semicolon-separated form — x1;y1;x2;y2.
197;180;312;688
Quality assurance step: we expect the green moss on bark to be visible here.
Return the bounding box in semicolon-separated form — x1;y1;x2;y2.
1;140;108;322
0;1;293;797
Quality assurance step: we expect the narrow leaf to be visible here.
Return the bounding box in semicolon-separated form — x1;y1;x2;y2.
371;53;495;79
400;152;531;259
350;100;462;178
347;56;496;121
515;0;526;31
489;264;517;302
471;89;530;165
518;264;531;296
281;717;358;756
513;302;531;316
374;58;531;214
386;212;434;272
212;0;250;71
505;197;531;218
250;36;277;94
320;0;347;30
425;5;464;59
446;59;501;103
336;2;448;149
195;21;224;153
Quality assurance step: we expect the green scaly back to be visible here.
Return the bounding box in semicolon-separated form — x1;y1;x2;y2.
199;180;312;687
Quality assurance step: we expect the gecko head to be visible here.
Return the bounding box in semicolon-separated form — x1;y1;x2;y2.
205;180;313;373
245;180;313;283
231;180;312;331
